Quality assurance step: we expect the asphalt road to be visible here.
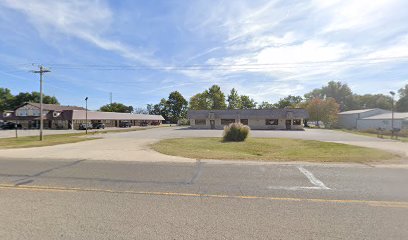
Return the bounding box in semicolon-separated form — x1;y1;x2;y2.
0;158;407;239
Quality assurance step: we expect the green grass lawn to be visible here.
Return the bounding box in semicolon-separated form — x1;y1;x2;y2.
151;138;399;163
337;129;408;142
0;133;97;149
0;126;158;149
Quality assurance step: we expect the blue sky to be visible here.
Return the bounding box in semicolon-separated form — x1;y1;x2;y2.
0;0;407;110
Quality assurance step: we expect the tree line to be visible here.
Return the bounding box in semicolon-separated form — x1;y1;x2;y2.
0;88;59;111
2;81;407;127
146;82;408;126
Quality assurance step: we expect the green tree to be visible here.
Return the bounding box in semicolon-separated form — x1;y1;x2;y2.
257;101;276;109
304;97;339;128
227;88;241;109
148;99;169;117
207;85;227;109
303;89;323;100
240;95;256;109
354;94;393;110
166;91;188;123
189;85;226;110
396;84;408;112
398;84;408;97
11;91;59;109
274;95;303;108
0;88;14;111
189;92;211;110
304;81;354;111
99;102;133;113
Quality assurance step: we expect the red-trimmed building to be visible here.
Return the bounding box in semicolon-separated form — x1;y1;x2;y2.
2;102;164;129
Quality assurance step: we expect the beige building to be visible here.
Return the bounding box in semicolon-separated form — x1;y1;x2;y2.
188;109;309;130
337;108;390;129
356;112;408;130
3;102;164;130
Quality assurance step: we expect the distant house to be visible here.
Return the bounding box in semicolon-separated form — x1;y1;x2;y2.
187;109;309;130
3;102;164;130
337;108;390;129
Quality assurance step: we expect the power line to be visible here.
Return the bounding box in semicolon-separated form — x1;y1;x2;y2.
24;55;408;71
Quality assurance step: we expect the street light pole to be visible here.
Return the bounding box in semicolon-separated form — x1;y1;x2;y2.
390;91;395;138
85;97;88;135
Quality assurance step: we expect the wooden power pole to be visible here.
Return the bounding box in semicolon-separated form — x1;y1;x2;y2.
32;65;51;141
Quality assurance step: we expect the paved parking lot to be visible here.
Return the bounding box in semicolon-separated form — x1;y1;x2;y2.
0;127;407;162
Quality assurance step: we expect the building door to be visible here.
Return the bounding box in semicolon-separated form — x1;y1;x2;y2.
210;120;215;129
285;119;292;130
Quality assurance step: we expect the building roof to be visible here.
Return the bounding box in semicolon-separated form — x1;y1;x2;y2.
361;112;408;120
188;109;309;119
19;102;86;111
71;110;165;121
338;109;379;115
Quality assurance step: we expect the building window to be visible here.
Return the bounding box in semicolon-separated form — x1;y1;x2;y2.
16;110;27;116
32;110;40;116
266;119;278;125
293;119;302;125
221;119;235;125
195;119;206;125
240;119;248;125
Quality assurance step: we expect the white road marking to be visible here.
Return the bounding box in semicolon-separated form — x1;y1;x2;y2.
267;186;323;191
297;166;330;190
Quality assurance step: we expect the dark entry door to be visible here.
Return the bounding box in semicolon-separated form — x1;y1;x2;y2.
210;120;215;129
285;120;292;130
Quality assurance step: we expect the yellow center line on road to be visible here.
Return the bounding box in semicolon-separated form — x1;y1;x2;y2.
0;183;408;209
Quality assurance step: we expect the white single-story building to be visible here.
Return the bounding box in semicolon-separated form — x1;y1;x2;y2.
188;109;309;130
357;112;408;131
337;108;390;129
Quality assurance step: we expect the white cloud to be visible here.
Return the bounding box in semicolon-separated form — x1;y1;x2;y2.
0;0;158;66
312;0;403;32
365;35;408;59
256;40;348;64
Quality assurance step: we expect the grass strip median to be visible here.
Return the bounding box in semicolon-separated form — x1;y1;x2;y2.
0;125;172;149
0;133;98;149
337;129;408;143
151;137;399;163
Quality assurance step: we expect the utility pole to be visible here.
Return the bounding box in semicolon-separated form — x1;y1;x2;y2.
85;97;88;135
32;65;51;141
110;92;112;105
390;91;395;138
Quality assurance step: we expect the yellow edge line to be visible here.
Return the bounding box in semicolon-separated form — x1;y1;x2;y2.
0;184;408;208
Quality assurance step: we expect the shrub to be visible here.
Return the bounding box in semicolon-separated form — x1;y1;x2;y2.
223;123;250;142
177;118;190;126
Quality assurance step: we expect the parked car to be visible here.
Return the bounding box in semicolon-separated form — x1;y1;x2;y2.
139;121;148;127
79;123;93;130
151;121;160;126
119;121;132;128
0;122;22;130
92;123;105;129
